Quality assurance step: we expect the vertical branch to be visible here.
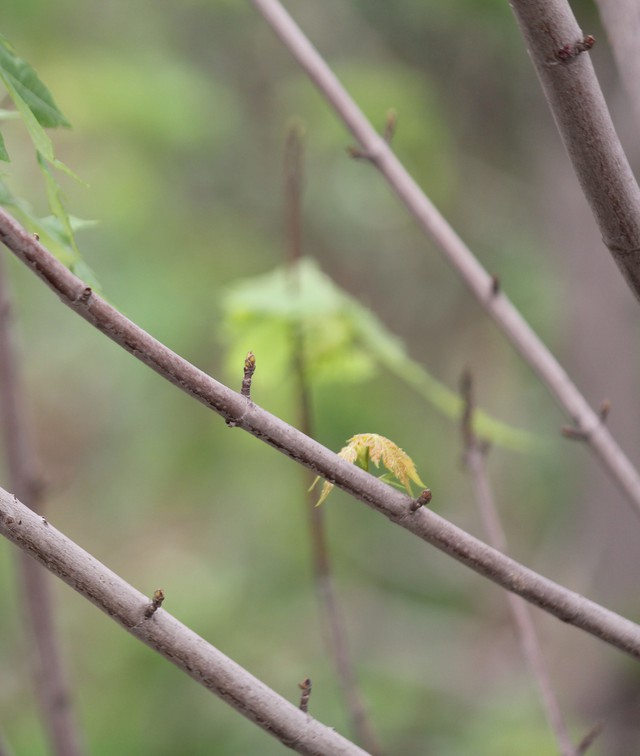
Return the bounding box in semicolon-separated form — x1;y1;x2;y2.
460;371;578;756
0;253;83;756
284;125;381;755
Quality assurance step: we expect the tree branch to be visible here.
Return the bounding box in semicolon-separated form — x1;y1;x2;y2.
0;487;369;756
284;125;381;755
508;0;640;297
0;253;83;756
249;0;640;520
461;372;577;756
1;213;640;662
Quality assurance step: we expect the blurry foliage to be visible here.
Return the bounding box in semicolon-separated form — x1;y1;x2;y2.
0;0;623;754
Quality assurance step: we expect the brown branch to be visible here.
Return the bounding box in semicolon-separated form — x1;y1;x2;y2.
0;253;83;756
0;487;368;756
1;211;640;661
509;0;640;298
461;371;576;756
284;126;381;755
249;0;640;519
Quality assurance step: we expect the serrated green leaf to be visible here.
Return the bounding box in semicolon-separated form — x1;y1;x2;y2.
314;433;426;505
0;35;82;182
0;34;70;128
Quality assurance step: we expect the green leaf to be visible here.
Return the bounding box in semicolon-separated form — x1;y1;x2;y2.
221;259;541;452
0;34;70;128
0;34;82;182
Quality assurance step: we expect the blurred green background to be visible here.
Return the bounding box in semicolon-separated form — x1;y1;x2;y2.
1;0;640;754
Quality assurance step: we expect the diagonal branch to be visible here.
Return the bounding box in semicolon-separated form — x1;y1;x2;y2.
508;0;640;297
249;0;640;519
1;212;640;661
0;487;368;756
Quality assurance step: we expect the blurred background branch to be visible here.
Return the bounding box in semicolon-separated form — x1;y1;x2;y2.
0;252;83;756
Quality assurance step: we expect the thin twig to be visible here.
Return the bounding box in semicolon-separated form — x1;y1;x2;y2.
460;371;576;756
0;253;83;756
284;126;382;755
1;213;640;659
509;0;640;297
248;0;640;519
0;488;368;756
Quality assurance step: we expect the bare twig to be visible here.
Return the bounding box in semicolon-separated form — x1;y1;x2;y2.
249;0;640;519
284;126;381;755
1;212;640;659
508;0;640;298
461;371;576;756
0;489;368;756
0;253;83;756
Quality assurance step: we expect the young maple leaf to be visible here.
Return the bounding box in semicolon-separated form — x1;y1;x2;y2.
311;433;426;506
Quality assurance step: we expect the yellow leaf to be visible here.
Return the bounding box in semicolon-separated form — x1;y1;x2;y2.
313;432;426;505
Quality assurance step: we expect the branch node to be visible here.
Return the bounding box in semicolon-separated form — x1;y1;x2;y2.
490;274;500;297
410;488;432;512
598;398;611;423
298;677;312;713
144;588;165;618
553;35;596;64
32;232;40;241
382;108;397;144
561;424;589;442
347;109;396;162
73;287;93;306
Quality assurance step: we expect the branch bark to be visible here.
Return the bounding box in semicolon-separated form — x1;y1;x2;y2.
248;0;640;521
0;487;368;756
508;0;640;297
1;213;640;662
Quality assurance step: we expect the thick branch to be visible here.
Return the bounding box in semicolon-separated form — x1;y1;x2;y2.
1;214;640;661
0;488;368;756
508;0;640;297
249;0;640;519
